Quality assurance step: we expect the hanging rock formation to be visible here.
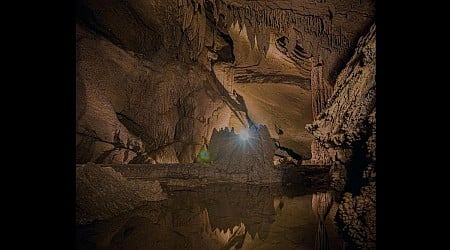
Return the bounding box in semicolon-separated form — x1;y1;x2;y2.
207;0;375;83
77;0;375;163
196;0;374;158
307;24;376;248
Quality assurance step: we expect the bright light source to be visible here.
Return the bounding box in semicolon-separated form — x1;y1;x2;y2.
239;129;250;141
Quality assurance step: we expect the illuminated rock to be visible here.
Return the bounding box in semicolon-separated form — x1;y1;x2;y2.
307;24;376;249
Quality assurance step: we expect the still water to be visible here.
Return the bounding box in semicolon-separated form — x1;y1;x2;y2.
77;184;343;249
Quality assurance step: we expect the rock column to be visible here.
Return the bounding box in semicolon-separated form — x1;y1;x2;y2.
310;61;333;165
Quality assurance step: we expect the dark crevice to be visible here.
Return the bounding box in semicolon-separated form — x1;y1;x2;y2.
328;20;374;84
208;72;248;127
274;35;312;77
76;5;123;47
204;0;235;63
215;32;235;63
116;113;151;145
233;72;310;89
277;145;302;161
344;130;371;195
76;130;139;164
76;1;161;59
94;148;117;164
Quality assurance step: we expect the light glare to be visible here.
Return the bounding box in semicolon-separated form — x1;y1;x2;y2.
239;129;249;141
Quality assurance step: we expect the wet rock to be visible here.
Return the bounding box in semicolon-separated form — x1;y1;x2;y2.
77;184;345;249
76;163;167;224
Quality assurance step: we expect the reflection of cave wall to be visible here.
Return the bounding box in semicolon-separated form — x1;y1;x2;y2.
77;184;345;249
176;184;278;239
77;184;280;249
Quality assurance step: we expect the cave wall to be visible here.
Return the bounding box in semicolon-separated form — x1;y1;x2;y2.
76;0;164;58
198;0;374;158
76;25;233;164
307;24;376;248
76;0;375;163
208;125;275;170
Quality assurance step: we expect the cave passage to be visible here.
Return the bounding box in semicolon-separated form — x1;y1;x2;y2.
76;0;376;248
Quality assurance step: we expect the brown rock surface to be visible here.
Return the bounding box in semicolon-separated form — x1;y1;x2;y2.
78;0;374;81
76;163;167;224
77;0;375;160
307;24;376;248
76;25;236;164
212;0;375;83
76;1;377;247
207;125;282;182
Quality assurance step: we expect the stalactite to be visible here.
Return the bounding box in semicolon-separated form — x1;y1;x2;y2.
286;26;297;54
182;0;194;31
245;19;255;49
197;5;206;56
175;0;370;83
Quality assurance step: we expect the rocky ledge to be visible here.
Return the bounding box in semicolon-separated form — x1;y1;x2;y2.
76;163;167;224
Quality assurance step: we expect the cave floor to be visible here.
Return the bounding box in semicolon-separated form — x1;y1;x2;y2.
76;183;343;250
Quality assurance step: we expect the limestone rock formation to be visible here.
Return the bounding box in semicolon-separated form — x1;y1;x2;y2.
211;0;375;83
310;63;334;165
77;0;375;162
78;0;373;81
76;25;235;164
208;0;374;157
76;1;377;247
208;125;277;181
307;24;376;248
76;163;167;224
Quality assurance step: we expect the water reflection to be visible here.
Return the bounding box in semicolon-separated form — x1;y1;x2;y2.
312;192;333;250
77;184;343;249
200;211;262;249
